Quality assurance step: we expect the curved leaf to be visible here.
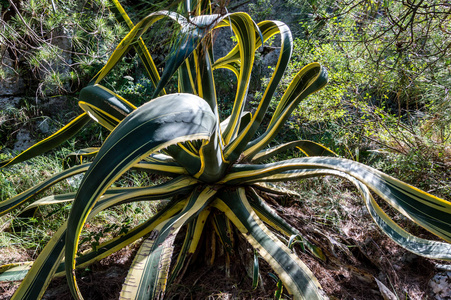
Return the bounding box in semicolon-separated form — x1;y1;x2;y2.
215;188;325;299
0;114;91;168
190;44;226;183
224;21;293;163
11;223;66;300
10;184;190;299
110;0;165;93
254;167;451;261
346;173;451;260
244;63;328;159
251;140;337;163
93;11;174;85
78;85;136;131
164;143;202;176
0;163;90;216
218;13;256;144
65;93;216;299
247;188;325;261
153;14;225;98
224;157;451;244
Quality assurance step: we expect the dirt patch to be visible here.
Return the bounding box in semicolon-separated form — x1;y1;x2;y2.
0;281;20;300
40;245;139;300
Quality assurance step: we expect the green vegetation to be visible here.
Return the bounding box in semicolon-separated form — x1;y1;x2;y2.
278;0;451;197
0;0;450;299
0;0;124;95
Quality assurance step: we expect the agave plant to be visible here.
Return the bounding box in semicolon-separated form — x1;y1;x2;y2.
1;0;451;299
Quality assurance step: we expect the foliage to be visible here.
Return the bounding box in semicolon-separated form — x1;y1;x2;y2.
248;0;273;22
270;0;450;170
0;0;125;96
0;0;451;299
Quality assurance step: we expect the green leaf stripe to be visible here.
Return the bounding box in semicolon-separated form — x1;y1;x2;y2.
211;212;235;254
78;85;136;131
110;0;164;93
219;13;256;144
247;188;325;261
348;174;451;260
215;188;325;299
252;250;259;289
11;185;189;299
224;157;451;243
65;93;216;299
120;187;216;299
244;63;328;159
251;140;337;163
224;21;293;162
169;208;211;284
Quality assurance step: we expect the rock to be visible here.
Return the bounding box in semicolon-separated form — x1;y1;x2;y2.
12;129;35;153
39;96;69;116
429;271;451;299
38;118;51;134
212;26;237;61
0;96;20;110
0;46;25;96
260;47;281;77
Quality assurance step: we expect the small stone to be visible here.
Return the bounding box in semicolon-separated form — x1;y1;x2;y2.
429;271;451;299
13;129;35;153
0;97;21;110
38;118;51;134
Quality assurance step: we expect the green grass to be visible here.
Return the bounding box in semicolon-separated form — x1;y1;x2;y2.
0;151;163;266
